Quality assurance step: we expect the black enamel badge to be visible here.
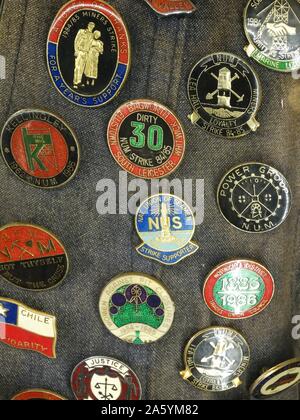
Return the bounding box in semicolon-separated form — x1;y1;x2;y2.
188;53;262;138
217;163;292;233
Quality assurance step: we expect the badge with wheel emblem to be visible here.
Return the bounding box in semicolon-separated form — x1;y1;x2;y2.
135;194;199;265
188;53;262;138
181;327;250;392
47;0;131;108
71;357;142;400
144;0;196;16
99;273;175;344
107;99;185;179
244;0;300;72
203;260;275;320
250;358;300;399
1;110;79;189
217;163;292;233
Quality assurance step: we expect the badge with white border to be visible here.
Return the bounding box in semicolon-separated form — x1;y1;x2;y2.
217;162;292;233
1;110;79;189
99;273;175;345
188;52;262;138
244;0;300;73
250;358;300;399
47;0;131;108
135;194;199;265
0;297;57;358
71;357;142;400
144;0;196;16
181;327;250;393
107;99;185;179
11;390;66;400
203;260;275;320
0;223;69;291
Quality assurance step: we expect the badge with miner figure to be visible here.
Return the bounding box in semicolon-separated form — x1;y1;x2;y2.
188;53;261;138
71;357;142;400
99;273;175;344
181;328;250;393
244;0;300;72
47;0;130;107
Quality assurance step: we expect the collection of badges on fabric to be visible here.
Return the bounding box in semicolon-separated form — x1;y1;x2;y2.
0;0;300;401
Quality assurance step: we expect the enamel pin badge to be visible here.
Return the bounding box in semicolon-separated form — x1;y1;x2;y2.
181;327;250;392
217;163;292;233
188;53;262;138
203;260;275;320
0;298;57;358
99;273;175;345
1;110;80;189
144;0;196;16
107;99;185;179
244;0;300;72
71;357;142;400
250;358;300;399
135;194;199;265
12;390;66;400
0;223;69;290
47;0;131;107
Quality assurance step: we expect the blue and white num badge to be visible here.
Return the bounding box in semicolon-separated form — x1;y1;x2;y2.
135;194;199;265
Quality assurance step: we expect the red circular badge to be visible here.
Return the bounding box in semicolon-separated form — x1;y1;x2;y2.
12;390;66;400
0;223;69;291
107;99;185;179
71;357;142;400
203;260;275;320
1;110;79;189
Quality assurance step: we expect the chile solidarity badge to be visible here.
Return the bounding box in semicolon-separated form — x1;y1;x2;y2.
0;298;57;358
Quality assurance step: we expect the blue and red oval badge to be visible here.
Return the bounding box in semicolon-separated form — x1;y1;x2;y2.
47;0;131;108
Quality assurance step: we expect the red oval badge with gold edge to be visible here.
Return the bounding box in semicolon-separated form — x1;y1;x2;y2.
145;0;196;16
12;390;66;400
1;110;80;189
107;99;185;179
203;260;275;320
0;224;69;291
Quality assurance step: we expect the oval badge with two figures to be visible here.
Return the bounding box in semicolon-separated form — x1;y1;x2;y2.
47;0;131;107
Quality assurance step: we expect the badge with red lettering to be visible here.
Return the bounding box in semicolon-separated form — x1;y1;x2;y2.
144;0;196;16
203;260;275;320
1;110;80;189
0;297;57;358
107;99;185;179
12;389;66;400
0;224;69;291
47;0;131;108
71;357;142;400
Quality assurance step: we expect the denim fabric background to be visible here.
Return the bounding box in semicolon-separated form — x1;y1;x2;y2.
0;0;299;401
